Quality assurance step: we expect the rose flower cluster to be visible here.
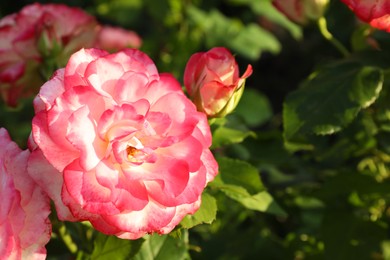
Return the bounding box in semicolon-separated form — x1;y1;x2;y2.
0;3;142;107
2;0;389;258
0;3;258;259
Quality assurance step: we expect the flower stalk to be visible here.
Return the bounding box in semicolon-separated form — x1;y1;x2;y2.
317;16;350;57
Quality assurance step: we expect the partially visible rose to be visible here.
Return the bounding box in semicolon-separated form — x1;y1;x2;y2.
272;0;329;25
0;3;98;107
0;128;51;260
28;48;218;239
96;26;142;52
184;47;252;118
341;0;390;32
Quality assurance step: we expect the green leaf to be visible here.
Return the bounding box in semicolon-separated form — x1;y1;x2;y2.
213;157;264;194
229;23;281;59
229;191;287;217
233;88;273;127
212;126;255;149
210;157;286;216
132;230;190;260
283;62;383;150
180;192;217;229
90;233;144;260
228;0;302;39
187;7;280;60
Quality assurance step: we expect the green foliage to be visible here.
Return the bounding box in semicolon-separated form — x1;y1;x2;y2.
228;0;302;39
212;126;255;149
180;193;217;229
187;6;280;60
209;157;286;216
132;231;190;260
90;233;144;260
234;88;273;127
284;61;383;151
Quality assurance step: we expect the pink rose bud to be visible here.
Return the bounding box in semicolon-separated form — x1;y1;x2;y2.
28;48;218;239
184;47;252;118
96;25;142;52
272;0;329;25
0;3;98;107
341;0;390;32
0;128;51;260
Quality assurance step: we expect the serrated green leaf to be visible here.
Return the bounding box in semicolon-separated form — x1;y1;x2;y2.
283;62;383;150
132;230;189;260
212;126;255;149
180;192;217;229
212;157;264;194
90;233;144;260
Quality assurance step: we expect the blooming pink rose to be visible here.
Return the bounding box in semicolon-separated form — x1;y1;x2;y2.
272;0;329;25
0;3;98;107
341;0;390;32
184;47;252;118
0;128;51;260
28;48;218;239
96;25;142;52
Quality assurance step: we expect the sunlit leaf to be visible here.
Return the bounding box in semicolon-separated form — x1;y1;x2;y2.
180;192;217;229
213;157;264;194
212;126;255;149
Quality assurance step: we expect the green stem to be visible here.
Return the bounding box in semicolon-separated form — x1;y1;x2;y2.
57;223;78;254
317;17;350;57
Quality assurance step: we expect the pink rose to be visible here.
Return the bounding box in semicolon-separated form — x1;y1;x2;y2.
272;0;329;25
0;3;98;107
184;47;252;118
0;128;51;260
28;48;218;239
96;25;142;52
341;0;390;32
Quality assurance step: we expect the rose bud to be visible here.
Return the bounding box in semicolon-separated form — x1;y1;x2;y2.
272;0;329;25
184;47;252;118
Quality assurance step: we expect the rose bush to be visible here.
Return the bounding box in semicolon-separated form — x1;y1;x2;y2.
0;3;98;107
0;128;51;260
184;47;252;118
96;26;142;52
272;0;329;25
28;48;218;239
341;0;390;32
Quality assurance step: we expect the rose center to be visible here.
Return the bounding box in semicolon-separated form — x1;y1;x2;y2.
126;145;147;164
125;136;146;164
